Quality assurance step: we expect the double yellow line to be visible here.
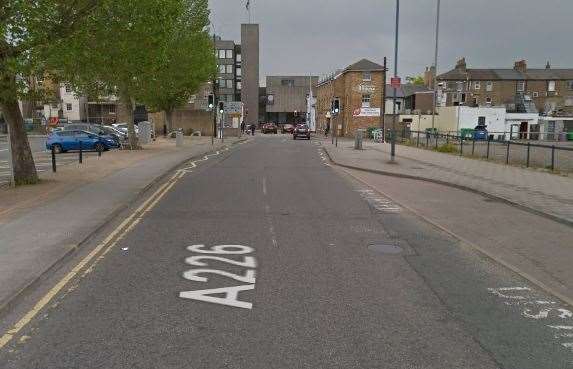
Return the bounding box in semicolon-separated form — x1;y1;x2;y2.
0;170;184;349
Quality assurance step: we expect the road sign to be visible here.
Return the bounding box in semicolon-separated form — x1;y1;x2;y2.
390;77;401;88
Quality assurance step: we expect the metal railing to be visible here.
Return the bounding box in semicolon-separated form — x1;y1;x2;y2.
396;129;573;173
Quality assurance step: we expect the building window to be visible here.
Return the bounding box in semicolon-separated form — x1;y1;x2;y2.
517;80;525;92
478;116;486;126
218;50;225;59
226;79;233;89
533;91;539;98
457;81;463;92
548;80;556;92
225;50;233;59
485;97;492;104
236;53;241;62
236;67;242;77
474;81;480;90
486;81;493;92
109;104;116;113
219;65;225;73
363;71;372;81
225;65;233;74
66;103;73;111
236;81;242;90
65;85;72;93
567;80;573;90
281;79;295;87
361;94;371;108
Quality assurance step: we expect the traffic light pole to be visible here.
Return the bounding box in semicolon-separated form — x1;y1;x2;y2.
212;34;217;146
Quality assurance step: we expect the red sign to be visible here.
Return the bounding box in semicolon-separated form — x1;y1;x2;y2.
390;77;401;88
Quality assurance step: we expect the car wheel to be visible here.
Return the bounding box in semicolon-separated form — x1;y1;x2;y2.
51;144;63;154
94;143;105;152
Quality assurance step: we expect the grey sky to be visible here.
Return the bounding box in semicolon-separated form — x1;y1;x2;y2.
209;0;573;84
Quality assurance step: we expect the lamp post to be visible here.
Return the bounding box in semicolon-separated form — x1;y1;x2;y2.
431;0;441;130
390;0;400;162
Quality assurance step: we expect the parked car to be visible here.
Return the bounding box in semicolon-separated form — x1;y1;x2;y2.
112;123;139;135
64;123;120;144
102;125;128;142
473;125;488;140
46;130;120;154
262;123;278;134
282;124;295;134
293;124;311;140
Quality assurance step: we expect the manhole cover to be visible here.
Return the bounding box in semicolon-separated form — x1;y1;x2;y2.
368;243;403;254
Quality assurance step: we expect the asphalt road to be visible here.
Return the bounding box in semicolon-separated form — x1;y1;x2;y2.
0;135;571;368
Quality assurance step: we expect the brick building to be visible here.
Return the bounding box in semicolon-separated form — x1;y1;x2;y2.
437;58;573;115
316;59;386;137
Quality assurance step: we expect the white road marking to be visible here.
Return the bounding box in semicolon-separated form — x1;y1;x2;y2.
262;176;267;196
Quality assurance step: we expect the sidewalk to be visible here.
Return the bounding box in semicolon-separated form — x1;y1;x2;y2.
320;137;573;225
0;136;243;310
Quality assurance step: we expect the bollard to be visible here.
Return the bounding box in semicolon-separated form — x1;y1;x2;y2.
471;137;475;156
426;133;429;148
506;141;510;164
175;131;184;147
551;145;556;171
417;130;420;147
486;138;491;160
526;142;531;167
98;143;102;157
435;134;439;149
460;137;464;156
163;124;167;137
354;130;363;150
79;141;83;164
51;145;56;173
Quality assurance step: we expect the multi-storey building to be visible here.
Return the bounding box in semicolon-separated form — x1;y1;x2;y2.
316;59;386;137
264;76;318;125
437;58;573;115
213;38;242;104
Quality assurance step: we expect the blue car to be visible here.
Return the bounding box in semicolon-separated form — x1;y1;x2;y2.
46;130;120;154
473;125;488;140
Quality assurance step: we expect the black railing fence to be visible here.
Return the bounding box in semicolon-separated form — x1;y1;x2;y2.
394;129;573;173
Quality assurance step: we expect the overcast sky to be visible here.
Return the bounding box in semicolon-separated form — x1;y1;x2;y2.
209;0;573;85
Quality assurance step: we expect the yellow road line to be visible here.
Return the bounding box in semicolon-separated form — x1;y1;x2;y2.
0;146;233;350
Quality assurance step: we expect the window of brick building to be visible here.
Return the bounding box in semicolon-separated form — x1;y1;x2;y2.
226;65;233;74
548;81;556;92
457;82;463;92
474;81;480;90
533;91;539;98
361;94;371;108
517;81;525;92
567;81;573;90
225;50;233;59
66;103;73;111
281;79;295;87
486;81;493;92
363;71;372;81
218;50;225;59
219;65;225;73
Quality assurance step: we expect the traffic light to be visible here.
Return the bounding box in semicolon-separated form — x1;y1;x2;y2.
207;94;214;109
333;98;340;114
218;101;224;114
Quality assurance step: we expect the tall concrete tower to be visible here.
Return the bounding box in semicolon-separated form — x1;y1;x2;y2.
240;24;259;126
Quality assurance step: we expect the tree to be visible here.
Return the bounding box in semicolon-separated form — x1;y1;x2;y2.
406;75;425;86
51;0;203;149
0;0;99;185
138;1;216;131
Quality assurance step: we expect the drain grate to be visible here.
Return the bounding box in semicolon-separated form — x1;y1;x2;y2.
368;243;403;254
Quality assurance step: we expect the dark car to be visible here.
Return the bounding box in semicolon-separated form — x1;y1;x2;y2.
293;124;311;140
473;125;488;140
282;124;295;134
46;130;120;154
262;123;278;134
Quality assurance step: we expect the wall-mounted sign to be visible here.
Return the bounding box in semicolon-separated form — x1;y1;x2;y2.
224;101;243;114
355;83;376;94
390;77;401;88
353;108;380;117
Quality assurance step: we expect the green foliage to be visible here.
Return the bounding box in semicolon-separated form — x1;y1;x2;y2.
435;143;458;153
406;75;425;86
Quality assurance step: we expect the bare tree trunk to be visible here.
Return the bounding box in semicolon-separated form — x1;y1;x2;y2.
120;91;139;149
164;109;174;133
0;98;39;185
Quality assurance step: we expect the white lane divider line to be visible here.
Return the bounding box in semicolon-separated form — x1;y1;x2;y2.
264;204;278;248
0;145;235;350
262;176;267;196
356;189;401;213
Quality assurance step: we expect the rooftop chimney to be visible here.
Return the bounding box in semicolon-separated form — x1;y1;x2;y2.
546;61;551;69
455;57;467;72
513;60;527;73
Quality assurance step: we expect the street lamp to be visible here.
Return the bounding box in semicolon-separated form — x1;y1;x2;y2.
431;0;441;130
390;0;400;162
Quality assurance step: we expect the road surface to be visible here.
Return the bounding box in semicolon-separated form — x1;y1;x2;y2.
0;135;571;368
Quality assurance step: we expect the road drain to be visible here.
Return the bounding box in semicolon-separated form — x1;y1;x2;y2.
368;243;403;254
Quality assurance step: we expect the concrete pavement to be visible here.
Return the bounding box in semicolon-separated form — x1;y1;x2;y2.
0;136;242;312
0;135;571;368
320;137;573;225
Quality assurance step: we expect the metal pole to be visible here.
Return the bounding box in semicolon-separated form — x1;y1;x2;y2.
381;57;387;142
390;0;399;162
417;129;420;147
212;33;217;146
431;0;441;131
551;145;555;171
51;145;56;172
79;141;83;164
506;141;510;164
486;138;490;159
472;136;475;156
526;142;530;167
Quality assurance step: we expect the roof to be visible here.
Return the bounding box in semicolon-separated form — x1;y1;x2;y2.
384;84;431;99
344;59;385;72
438;68;573;81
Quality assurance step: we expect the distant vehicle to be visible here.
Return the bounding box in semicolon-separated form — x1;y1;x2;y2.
112;123;139;135
293;124;311;140
282;124;295;134
473;125;488;140
102;125;128;142
262;123;278;134
46;130;120;154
